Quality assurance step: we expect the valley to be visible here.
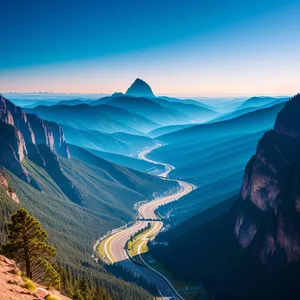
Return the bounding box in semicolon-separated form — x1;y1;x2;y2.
2;2;299;299
1;82;299;300
97;145;195;299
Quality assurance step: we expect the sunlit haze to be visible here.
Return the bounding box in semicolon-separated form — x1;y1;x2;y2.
1;0;299;96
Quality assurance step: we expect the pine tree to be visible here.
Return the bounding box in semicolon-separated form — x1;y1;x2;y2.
79;278;93;300
94;285;113;300
1;208;60;288
73;289;85;300
59;265;74;297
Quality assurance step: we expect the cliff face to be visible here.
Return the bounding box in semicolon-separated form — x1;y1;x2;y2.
0;122;29;182
0;168;19;203
0;95;70;187
44;120;70;158
0;95;69;158
235;94;300;265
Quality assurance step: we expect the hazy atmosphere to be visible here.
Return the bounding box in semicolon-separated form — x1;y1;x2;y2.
1;0;299;95
1;1;300;300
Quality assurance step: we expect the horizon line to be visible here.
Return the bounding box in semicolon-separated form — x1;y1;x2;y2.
1;91;293;98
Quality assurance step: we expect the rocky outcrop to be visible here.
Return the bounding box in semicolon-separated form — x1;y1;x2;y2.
0;255;71;300
0;95;70;187
0;169;19;202
0;122;29;182
0;95;36;146
235;94;300;265
44;120;70;158
0;95;69;158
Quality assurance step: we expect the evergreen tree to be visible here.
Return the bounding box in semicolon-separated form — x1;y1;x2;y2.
73;289;85;300
94;285;113;300
79;278;93;300
1;208;60;288
59;265;74;297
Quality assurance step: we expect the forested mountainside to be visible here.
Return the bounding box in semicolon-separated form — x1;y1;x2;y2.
151;94;300;300
0;94;178;299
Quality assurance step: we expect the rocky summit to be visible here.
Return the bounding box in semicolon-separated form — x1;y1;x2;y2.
125;78;155;97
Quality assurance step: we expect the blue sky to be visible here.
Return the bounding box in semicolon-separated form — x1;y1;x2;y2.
1;0;299;95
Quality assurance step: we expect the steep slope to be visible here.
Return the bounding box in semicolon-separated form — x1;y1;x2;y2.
235;94;300;264
67;144;178;211
125;78;155;97
0;95;70;186
151;94;300;300
26;104;160;134
0;95;178;299
3;165;154;299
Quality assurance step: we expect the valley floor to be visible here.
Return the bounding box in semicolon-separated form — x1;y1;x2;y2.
97;145;195;299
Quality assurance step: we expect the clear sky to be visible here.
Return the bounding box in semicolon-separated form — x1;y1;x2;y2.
1;0;299;96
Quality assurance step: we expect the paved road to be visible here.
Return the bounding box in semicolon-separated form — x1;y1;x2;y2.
103;145;194;299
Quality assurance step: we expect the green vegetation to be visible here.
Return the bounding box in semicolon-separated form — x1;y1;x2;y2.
6;157;154;298
127;223;154;258
0;168;19;243
22;276;36;292
0;154;162;299
45;296;61;300
1;208;60;288
0;126;178;299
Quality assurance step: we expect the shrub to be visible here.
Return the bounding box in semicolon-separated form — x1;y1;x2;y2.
45;295;61;300
22;276;36;292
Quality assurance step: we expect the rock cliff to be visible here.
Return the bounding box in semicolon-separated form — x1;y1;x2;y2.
235;94;300;264
0;95;70;187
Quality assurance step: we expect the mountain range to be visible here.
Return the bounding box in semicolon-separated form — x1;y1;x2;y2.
0;94;179;298
1;77;298;300
151;94;300;300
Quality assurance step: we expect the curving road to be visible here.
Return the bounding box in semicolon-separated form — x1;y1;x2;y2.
101;145;195;299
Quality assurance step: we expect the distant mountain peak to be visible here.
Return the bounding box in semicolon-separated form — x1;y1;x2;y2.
125;78;155;97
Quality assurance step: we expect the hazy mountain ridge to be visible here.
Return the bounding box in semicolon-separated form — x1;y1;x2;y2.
236;96;289;110
151;94;300;300
155;101;285;144
61;125;155;156
26;103;160;134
